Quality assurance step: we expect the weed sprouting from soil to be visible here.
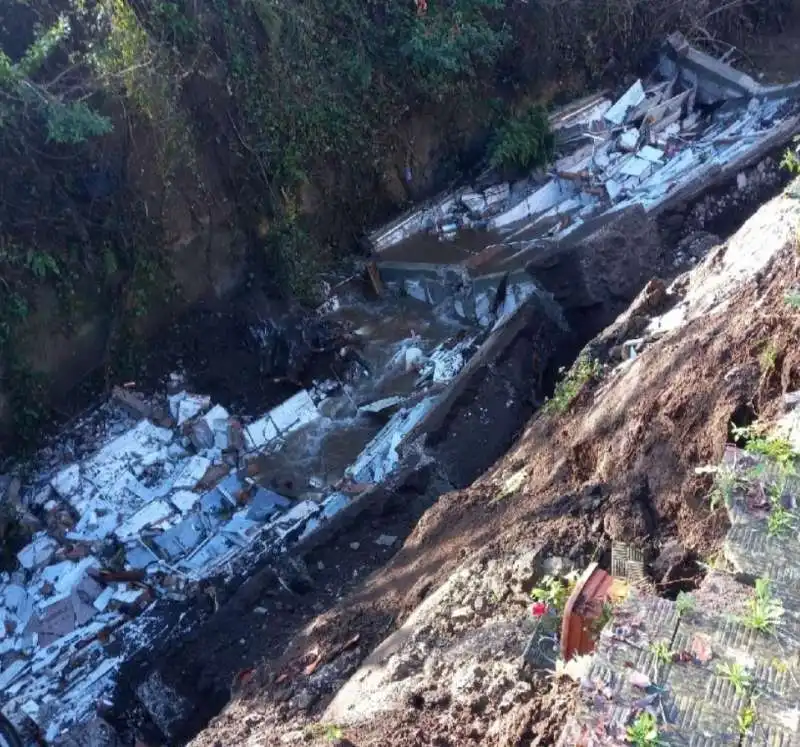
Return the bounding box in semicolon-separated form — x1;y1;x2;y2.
737;704;756;736
740;578;784;634
784;288;800;309
767;502;794;537
626;711;664;746
701;465;740;510
544;356;601;415
675;591;696;617
759;341;778;377
716;662;752;696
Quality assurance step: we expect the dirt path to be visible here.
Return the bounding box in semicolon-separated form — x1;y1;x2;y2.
186;182;800;746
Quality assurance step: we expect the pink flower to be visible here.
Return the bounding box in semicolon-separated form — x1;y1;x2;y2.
531;601;549;618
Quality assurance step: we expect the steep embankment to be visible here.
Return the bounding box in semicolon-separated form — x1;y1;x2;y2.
0;0;792;444
187;176;800;746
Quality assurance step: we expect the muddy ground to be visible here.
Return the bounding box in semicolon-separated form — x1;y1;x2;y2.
180;183;800;746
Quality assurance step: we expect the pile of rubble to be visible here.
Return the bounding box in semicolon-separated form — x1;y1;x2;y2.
367;33;800;328
0;327;475;742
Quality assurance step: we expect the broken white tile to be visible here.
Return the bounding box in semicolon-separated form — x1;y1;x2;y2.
17;534;58;571
619;128;639;151
271;501;319;539
180;534;235;573
51;464;80;498
619;156;652;179
111;586;146;605
66;500;120;542
115;500;174;540
168;392;210;424
93;586;114;612
639;145;665;163
170;490;201;514
244;416;280;451
606;179;623;201
171;455;211;490
220;512;259;543
461;192;487;215
605;79;646;126
268;390;319;434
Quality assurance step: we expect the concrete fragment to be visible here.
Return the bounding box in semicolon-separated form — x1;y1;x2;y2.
51;465;80;498
271;501;320;540
170;490;201;514
115;500;173;540
17;534;58;570
154;517;205;559
358;396;406;418
605;80;646;126
246;488;291;522
374;534;397;547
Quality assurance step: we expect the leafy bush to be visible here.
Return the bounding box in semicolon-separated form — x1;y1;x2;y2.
46;101;112;144
489;104;555;175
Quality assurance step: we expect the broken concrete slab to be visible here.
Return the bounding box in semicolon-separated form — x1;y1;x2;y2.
17;534;58;571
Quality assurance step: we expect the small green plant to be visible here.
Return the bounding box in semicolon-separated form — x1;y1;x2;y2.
489;104;555;174
740;577;784;634
737;704;756;736
782;142;800;174
675;591;696;617
305;723;344;742
716;662;752;696
707;465;740;510
768;503;794;537
734;423;798;470
759;341;778;377
746;435;797;470
785;288;800;309
531;572;578;614
626;711;663;746
649;640;673;665
544;356;601;415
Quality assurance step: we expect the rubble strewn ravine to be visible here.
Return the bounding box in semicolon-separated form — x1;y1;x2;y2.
0;292;483;743
4;31;800;747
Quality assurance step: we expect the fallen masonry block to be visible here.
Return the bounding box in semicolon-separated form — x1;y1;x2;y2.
17;534;58;571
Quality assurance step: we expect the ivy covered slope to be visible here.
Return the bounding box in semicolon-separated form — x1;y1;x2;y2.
0;0;789;443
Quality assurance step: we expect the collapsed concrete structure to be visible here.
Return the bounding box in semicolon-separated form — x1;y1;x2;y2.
3;31;800;747
369;33;800;330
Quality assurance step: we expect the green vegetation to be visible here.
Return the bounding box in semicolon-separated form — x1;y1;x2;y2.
649;640;674;665
489;104;554;174
675;591;696;617
708;465;741;511
740;577;784;634
784;288;800;309
716;662;752;696
737;704;756;736
305;723;344;742
544;356;601;415
626;711;663;746
531;573;578;614
759;341;778;377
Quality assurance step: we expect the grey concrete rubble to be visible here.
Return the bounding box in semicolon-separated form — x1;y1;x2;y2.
0;311;480;742
367;33;800;328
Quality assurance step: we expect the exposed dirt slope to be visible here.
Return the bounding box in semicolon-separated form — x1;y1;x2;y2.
189;187;800;747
